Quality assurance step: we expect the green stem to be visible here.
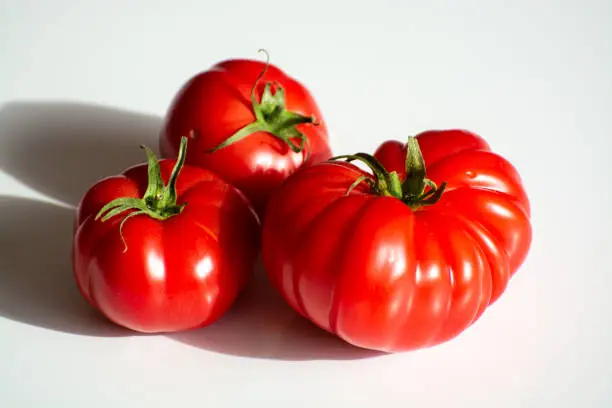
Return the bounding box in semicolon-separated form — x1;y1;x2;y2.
387;171;403;198
206;122;268;153
206;49;318;158
345;175;373;195
329;153;400;199
330;136;447;210
161;136;188;207
142;145;164;199
95;136;189;252
403;136;427;198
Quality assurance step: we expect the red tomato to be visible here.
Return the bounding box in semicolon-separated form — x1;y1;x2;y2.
261;129;532;352
72;137;260;333
159;51;332;217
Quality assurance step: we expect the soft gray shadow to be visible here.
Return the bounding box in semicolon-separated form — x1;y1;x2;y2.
0;99;382;359
0;101;162;206
169;260;385;361
0;196;129;336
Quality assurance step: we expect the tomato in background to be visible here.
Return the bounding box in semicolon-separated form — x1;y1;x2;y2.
159;51;332;217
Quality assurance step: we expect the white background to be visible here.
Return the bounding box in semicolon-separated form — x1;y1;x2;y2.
1;0;611;406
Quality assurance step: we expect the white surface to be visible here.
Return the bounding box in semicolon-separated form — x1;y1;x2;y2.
1;0;611;406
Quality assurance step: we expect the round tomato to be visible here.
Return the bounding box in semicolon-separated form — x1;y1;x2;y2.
159;51;332;217
261;129;532;352
72;137;260;333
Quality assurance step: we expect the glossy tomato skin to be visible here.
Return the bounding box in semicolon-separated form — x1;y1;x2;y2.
159;58;332;217
73;160;260;333
261;129;532;352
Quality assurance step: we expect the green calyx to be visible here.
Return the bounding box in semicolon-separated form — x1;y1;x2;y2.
95;136;189;252
207;49;316;158
330;136;447;210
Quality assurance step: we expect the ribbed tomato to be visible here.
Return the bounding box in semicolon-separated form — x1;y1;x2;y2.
261;129;532;352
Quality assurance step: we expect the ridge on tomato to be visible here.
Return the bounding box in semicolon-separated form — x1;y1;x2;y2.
261;129;532;353
72;137;260;333
159;50;332;217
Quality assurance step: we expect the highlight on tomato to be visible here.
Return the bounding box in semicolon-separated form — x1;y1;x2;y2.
261;129;532;352
72;137;260;333
159;50;332;217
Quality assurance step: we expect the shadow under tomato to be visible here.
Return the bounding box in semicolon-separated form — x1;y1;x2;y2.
0;100;162;207
0;196;130;336
168;259;385;361
0;99;383;359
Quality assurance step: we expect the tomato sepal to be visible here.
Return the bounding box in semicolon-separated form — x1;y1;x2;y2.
331;136;447;210
95;136;189;252
206;50;317;160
